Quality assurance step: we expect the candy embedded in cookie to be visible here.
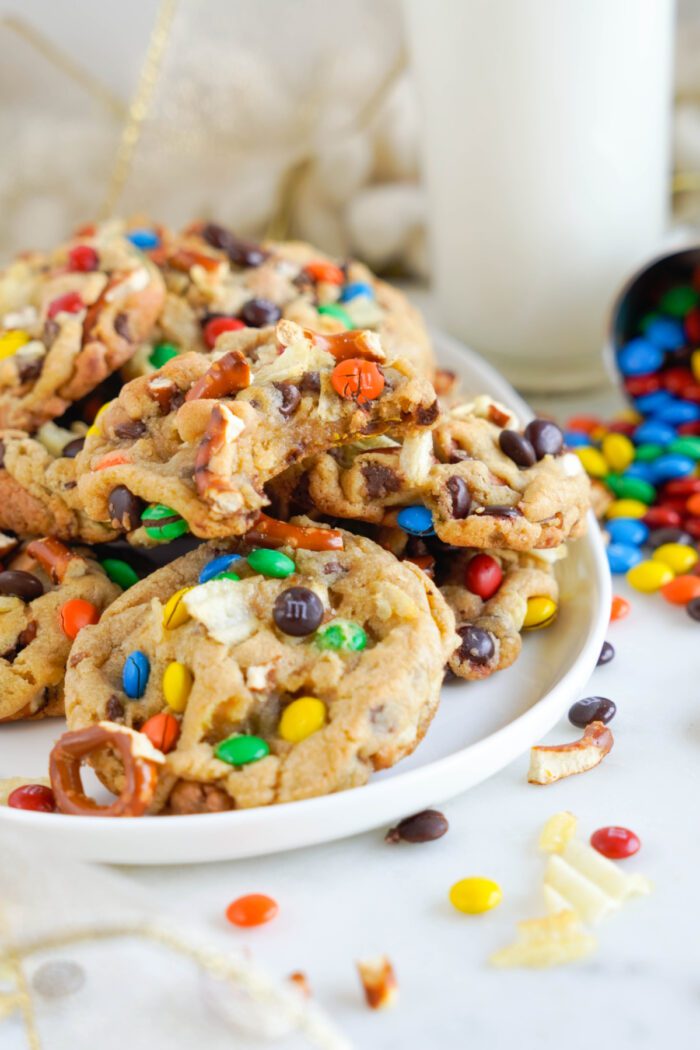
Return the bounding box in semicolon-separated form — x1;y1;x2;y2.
60;523;456;814
0;537;120;722
75;321;441;540
124;225;435;380
0;224;165;431
275;397;591;550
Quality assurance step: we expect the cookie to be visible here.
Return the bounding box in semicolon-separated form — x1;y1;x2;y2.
75;320;440;540
61;523;456;814
0;537;120;722
274;397;590;550
0;223;165;431
124;225;435;379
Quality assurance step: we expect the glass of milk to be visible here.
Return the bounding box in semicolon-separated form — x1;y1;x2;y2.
404;0;676;391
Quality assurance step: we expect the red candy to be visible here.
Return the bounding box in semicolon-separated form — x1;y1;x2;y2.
590;826;640;860
661;367;694;394
642;506;682;529
47;291;84;319
226;893;279;927
624;374;662;397
67;245;99;273
686;493;700;517
680;384;700;403
662;478;700;498
677;420;700;436
465;553;503;599
304;260;345;285
203;316;245;349
8;783;56;812
566;415;601;435
685;518;700;540
60;598;100;639
686;306;700;343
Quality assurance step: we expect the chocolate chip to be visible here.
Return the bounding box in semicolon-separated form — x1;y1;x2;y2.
200;223;266;268
385;809;449;844
299;371;321;394
274;381;301;418
16;356;43;383
113;312;131;341
168;779;235;814
106;695;125;721
523;418;564;459
1;620;37;661
0;441;5;469
272;586;324;636
456;625;495;666
448;449;470;464
114;419;147;441
498;429;536;467
108;486;145;531
42;318;59;345
362;461;401;499
240;297;282;327
61;437;85;458
479;505;522;519
568;696;616;727
0;570;43;602
416;400;440;426
597;641;615;666
446;475;471;518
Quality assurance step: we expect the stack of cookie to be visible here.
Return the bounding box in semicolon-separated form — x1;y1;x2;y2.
0;221;590;817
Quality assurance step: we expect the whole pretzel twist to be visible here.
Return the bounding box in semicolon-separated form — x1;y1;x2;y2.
49;722;163;816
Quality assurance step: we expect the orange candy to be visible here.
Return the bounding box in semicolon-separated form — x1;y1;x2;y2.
304;260;345;285
660;575;700;605
331;358;384;404
610;595;630;622
60;598;100;639
686;493;700;517
94;451;130;471
226;893;279;928
566;415;601;435
141;712;180;753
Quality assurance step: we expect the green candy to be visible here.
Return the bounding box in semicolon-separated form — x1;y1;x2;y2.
639;312;660;333
215;734;270;767
149;341;179;368
315;618;367;652
246;548;295;579
213;571;240;582
142;503;189;542
606;474;655;504
317;303;354;328
634;443;663;462
669;436;700;461
659;285;699;317
100;558;139;590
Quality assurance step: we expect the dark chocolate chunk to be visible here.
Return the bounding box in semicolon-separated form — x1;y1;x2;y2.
385;809;449;844
0;570;43;602
108;485;145;532
274;381;301;418
114;419;148;441
240;297;282;327
456;625;495;666
498;429;537;467
362;461;401;499
446;475;471;518
523;418;564;459
113;312;131;341
61;437;85;458
200;223;267;268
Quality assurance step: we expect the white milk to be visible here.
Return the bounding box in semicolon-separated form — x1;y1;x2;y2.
404;0;676;391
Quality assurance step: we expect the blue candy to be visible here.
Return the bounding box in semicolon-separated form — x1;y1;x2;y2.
634;390;674;414
617;338;664;377
339;281;374;303
199;554;244;584
648;454;696;484
122;650;150;699
397;504;435;536
653;401;700;425
607;543;643;575
644;317;686;350
563;431;592;448
632;420;676;446
622;463;654;483
127;229;160;250
606;518;649;546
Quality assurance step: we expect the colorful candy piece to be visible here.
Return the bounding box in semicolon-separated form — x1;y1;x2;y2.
279;697;327;743
607;543;643;575
522;596;558;629
605;518;649;546
7;784;56;812
127;228;160;250
162;661;193;712
449;877;502;915
576;446;608;477
315;619;367;652
246;548;295;578
141;712;180;753
652;543;698;574
100;558;139;589
464;554;503;600
590;826;640;860
226;893;279;927
605;499;648;520
203;316;244;349
162;587;193;629
626;560;674;593
596;641;615;666
397;505;435;536
610;595;630;621
215;734;270;766
0;330;30;358
141;504;189;541
149;342;179;368
601;433;635;472
331;358;385;403
122;650;150;698
317;303;354;328
60;598;99;639
198;554;244;584
67;244;99;272
568;695;616;727
617;339;664;377
660;575;700;605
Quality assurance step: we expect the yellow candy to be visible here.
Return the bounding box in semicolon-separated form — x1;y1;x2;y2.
626;560;674;593
615;408;643;425
575;446;608;478
162;587;193;629
279;696;326;743
0;330;30;359
692;349;700;383
523;595;558;630
95;402;111;420
85;424;100;438
652;542;699;574
449;877;503;915
601;433;635;473
605;499;648;520
162;661;193;712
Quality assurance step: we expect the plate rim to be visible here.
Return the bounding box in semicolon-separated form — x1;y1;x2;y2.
0;329;610;862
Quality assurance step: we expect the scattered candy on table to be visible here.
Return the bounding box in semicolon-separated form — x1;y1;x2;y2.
590;826;641;860
226;893;279;927
449;877;503;915
385;809;449;844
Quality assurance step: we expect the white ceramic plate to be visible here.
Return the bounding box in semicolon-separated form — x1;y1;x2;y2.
0;331;610;864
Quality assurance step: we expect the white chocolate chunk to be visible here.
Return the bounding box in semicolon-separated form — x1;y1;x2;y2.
399;431;434;486
183;579;258;646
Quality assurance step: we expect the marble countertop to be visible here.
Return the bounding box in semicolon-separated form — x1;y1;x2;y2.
115;371;690;1049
